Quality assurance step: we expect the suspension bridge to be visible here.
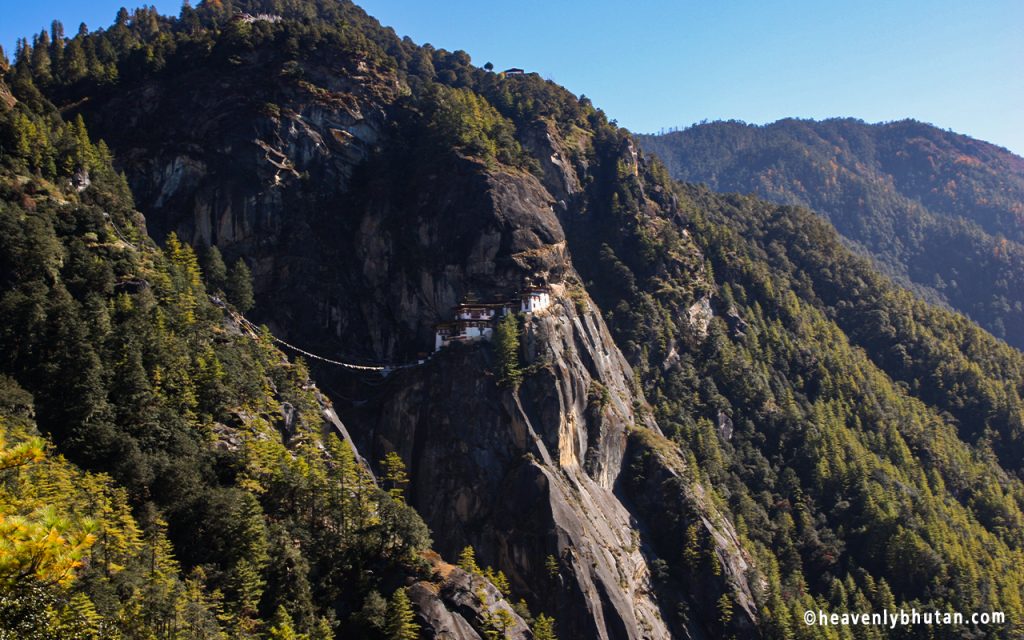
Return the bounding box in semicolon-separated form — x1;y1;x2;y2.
104;212;425;377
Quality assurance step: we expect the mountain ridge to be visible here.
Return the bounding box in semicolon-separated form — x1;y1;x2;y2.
637;117;1024;347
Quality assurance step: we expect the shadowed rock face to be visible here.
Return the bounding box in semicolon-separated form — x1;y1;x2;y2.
73;45;761;640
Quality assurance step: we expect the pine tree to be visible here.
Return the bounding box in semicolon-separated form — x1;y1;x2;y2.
62;38;86;82
263;526;315;632
488;607;517;637
139;517;183;632
495;313;522;388
0;431;44;471
381;451;409;501
682;523;700;570
386;587;419;640
545;554;559;580
0;430;96;589
717;593;734;628
227;258;255;312
310;617;334;640
30;31;52;84
203;245;228;293
483;566;509;595
358;591;388;632
226;559;264;635
268;605;304;640
50;21;65;51
179;567;222;640
458;546;480;574
533;613;558;640
56;592;102;637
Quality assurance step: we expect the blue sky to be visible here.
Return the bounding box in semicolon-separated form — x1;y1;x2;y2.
3;1;1022;154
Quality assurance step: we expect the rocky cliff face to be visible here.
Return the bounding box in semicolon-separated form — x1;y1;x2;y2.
226;309;534;639
71;41;761;639
356;289;673;639
78;44;399;314
0;79;14;110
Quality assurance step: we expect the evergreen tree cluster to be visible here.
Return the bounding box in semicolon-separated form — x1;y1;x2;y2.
4;1;1024;638
0;75;431;638
565;121;1024;637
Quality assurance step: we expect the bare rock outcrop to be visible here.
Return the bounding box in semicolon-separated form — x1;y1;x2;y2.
358;285;672;639
409;554;533;640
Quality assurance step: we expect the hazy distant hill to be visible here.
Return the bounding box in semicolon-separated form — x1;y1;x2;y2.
639;119;1024;347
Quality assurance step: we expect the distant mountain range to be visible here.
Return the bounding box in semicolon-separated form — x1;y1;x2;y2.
638;118;1024;347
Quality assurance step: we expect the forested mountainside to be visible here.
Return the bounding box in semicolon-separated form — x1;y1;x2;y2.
0;77;537;639
637;119;1024;348
2;1;1024;639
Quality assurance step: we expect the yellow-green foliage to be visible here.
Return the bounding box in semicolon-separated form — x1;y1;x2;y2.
458;545;480;574
424;84;531;169
0;426;94;589
532;613;557;640
386;587;419;640
0;416;221;636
